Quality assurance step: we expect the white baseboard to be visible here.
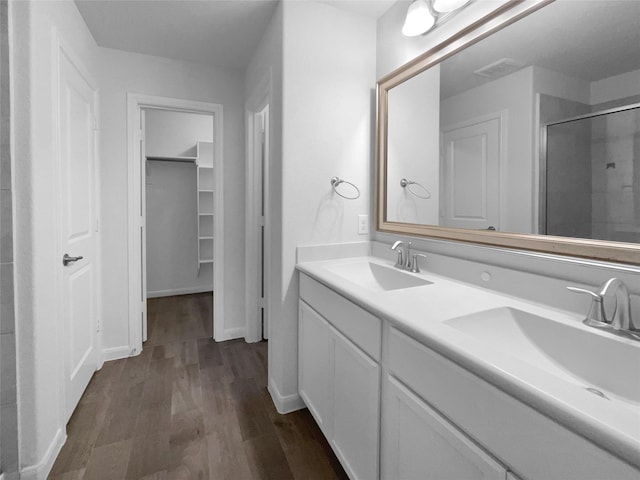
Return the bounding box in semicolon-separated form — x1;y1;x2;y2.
101;345;134;362
20;428;66;480
146;286;213;299
268;378;305;414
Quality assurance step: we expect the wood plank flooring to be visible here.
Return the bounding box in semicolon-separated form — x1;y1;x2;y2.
50;293;347;480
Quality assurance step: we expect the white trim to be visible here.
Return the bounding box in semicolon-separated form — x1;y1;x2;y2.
268;377;305;414
126;94;225;350
146;286;213;299
101;345;136;362
19;428;66;480
245;70;272;343
217;326;246;342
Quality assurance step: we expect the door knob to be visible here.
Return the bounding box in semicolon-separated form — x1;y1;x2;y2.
63;253;84;266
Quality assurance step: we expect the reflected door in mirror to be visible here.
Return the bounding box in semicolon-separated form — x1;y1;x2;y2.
442;116;501;230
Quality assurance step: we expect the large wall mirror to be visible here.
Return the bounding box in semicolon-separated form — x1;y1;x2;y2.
376;0;640;264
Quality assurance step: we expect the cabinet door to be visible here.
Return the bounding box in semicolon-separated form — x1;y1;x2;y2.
331;327;381;480
382;375;506;480
299;301;331;435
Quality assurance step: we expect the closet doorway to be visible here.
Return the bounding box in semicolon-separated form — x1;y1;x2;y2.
127;95;224;353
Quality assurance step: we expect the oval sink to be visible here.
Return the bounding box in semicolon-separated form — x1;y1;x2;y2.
325;260;432;292
444;307;640;404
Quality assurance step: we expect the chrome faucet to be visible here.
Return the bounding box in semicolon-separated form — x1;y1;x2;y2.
391;241;427;272
567;278;639;340
391;241;405;269
600;278;634;332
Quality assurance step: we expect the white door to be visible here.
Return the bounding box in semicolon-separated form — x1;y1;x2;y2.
59;52;98;421
382;375;506;480
441;117;501;230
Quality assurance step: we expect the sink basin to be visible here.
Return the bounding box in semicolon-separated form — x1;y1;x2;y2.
444;307;640;404
325;260;432;292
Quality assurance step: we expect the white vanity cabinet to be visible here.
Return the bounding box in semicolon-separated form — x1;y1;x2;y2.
382;374;506;480
297;265;640;480
299;274;381;480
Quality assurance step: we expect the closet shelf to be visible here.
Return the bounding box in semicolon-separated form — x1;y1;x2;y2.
196;141;214;273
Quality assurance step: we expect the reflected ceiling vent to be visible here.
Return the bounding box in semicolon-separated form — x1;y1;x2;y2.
473;58;526;79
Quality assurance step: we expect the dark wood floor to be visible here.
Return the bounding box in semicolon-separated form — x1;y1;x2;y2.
50;293;347;480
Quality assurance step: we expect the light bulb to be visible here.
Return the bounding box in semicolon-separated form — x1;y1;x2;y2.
402;0;435;37
433;0;470;13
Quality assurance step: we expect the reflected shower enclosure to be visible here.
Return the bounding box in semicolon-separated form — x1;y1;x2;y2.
544;104;640;243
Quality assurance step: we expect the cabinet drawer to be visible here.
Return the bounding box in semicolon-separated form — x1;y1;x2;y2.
387;326;639;480
300;273;382;361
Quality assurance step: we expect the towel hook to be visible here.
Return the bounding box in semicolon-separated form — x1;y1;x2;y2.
331;176;360;200
400;178;431;199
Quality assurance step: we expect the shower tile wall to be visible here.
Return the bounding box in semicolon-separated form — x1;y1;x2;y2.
590;106;640;243
0;0;18;475
541;94;591;238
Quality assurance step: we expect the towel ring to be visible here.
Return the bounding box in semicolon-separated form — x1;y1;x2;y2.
400;178;431;199
331;176;360;200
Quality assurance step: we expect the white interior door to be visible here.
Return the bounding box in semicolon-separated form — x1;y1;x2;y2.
59;51;98;421
441;117;501;230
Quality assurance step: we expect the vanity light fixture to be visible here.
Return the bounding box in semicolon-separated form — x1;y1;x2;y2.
402;0;435;37
402;0;471;37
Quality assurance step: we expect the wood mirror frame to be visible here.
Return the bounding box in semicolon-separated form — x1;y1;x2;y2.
375;0;640;265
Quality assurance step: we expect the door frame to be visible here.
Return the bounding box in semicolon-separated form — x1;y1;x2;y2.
127;94;224;352
245;72;272;343
52;28;102;424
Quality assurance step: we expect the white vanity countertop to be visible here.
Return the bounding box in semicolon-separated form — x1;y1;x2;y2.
296;256;640;469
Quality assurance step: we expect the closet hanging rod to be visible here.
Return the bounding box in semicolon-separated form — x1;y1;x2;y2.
146;155;197;163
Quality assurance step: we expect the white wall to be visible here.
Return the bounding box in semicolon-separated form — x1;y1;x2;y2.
532;66;590;106
145;110;213;297
244;2;285;400
145;161;213;296
98;47;246;353
246;1;376;412
10;0;100;474
269;1;376;411
387;66;440;224
145;109;213;157
441;66;535;233
591;68;640;105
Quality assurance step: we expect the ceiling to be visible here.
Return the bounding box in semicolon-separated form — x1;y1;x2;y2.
75;0;396;71
440;0;640;99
